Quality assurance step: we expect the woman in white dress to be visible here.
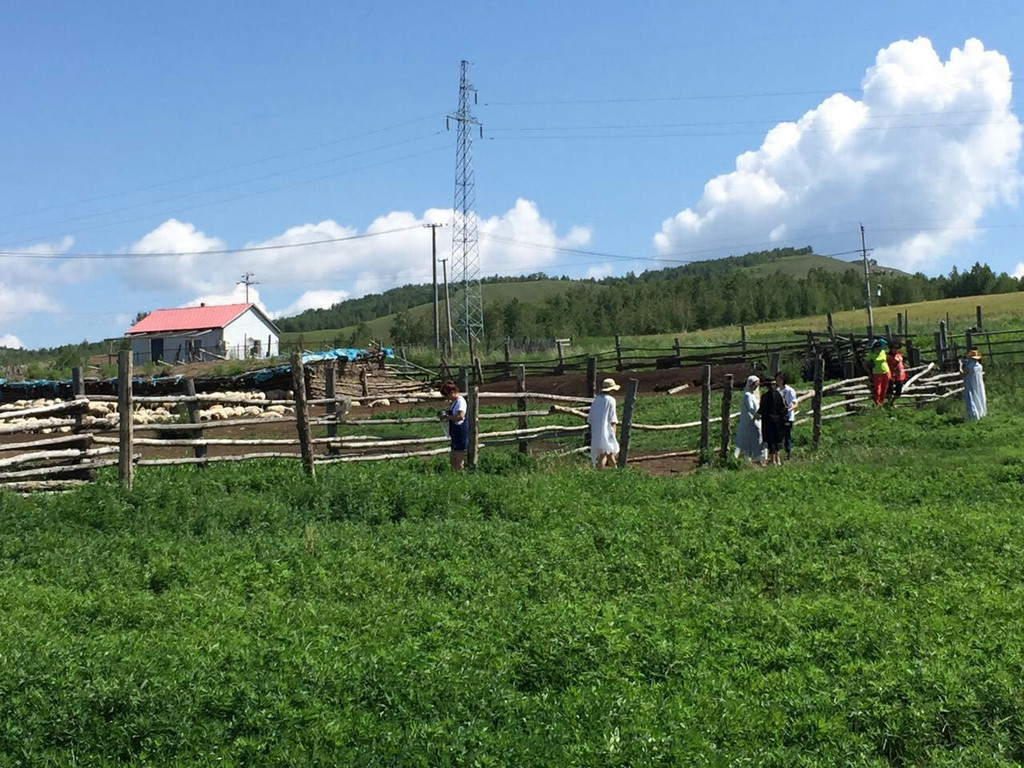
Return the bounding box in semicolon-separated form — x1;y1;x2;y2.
734;375;765;462
960;348;987;421
586;378;620;468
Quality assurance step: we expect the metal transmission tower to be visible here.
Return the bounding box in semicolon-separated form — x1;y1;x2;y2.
447;60;484;345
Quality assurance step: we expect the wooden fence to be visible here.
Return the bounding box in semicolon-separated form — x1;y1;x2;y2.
0;349;968;493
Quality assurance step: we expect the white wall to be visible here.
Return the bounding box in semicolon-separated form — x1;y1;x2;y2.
222;308;280;359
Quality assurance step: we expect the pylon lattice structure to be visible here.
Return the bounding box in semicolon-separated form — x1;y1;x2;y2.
448;60;484;345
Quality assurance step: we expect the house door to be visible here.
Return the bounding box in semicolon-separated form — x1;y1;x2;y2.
150;338;164;363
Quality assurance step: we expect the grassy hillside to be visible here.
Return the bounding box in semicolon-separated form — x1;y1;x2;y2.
2;376;1023;764
741;252;904;278
282;279;595;347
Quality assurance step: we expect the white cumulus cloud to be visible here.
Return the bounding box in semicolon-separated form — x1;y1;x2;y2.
653;37;1022;271
0;334;24;349
123;200;590;317
271;289;350;319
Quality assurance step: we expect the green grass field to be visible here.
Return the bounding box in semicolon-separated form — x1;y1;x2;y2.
2;375;1023;765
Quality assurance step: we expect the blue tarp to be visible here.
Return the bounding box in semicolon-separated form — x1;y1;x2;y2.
301;347;394;364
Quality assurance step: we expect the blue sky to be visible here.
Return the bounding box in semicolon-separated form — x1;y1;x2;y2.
2;1;1023;349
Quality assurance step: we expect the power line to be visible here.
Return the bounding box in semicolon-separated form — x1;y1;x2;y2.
482;78;1017;108
485;119;1021;142
0;225;423;259
0;144;449;248
0;133;444;242
0;113;447;224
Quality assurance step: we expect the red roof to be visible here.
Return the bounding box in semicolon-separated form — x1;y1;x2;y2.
126;303;253;335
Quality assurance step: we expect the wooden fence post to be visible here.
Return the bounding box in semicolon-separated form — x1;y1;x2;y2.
884;325;892;345
965;329;974;352
933;331;944;367
616;379;639;469
359;368;369;398
719;373;734;460
826;313;834;335
699;364;711;462
117;350;134;490
71;366;85;433
184;378;206;461
769;353;781;377
458;366;469;394
504;338;512;378
614;334;623;371
325;365;338;457
586;356;598;398
467;386;480;469
290;350;316;478
897;312;904;336
673;337;681;359
473;357;484;386
556;340;565;374
812;355;824;449
516;365;529;455
741;325;748;357
976;305;983;330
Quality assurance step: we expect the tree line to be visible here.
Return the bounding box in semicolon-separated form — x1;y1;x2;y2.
389;249;1024;346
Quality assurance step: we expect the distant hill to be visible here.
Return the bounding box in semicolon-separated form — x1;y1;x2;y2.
277;247;1017;347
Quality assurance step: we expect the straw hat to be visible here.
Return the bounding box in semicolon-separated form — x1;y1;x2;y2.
600;378;620;393
746;375;760;389
966;348;983;360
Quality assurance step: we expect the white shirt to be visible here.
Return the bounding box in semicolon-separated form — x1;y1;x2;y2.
781;385;797;423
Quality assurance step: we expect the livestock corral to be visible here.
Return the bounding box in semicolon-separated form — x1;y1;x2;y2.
0;341;968;493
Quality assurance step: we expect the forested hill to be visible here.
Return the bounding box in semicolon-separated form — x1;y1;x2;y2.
277;246;1023;343
277;247;867;333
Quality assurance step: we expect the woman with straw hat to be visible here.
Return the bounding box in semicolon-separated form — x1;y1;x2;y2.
960;348;987;421
734;375;765;463
587;378;620;468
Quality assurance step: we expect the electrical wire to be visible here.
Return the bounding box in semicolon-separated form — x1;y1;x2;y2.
0;224;425;259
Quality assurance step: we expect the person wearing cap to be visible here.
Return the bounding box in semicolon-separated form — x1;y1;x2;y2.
960;348;987;421
866;339;891;406
734;375;765;462
586;378;620;468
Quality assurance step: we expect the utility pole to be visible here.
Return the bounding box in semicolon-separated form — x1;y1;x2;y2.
860;225;874;341
441;257;453;354
424;223;444;351
237;272;260;304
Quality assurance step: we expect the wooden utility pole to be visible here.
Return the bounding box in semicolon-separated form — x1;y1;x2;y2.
699;365;711;461
290;350;316;478
425;223;443;351
516;365;529;455
861;224;874;341
719;373;734;460
441;257;453;355
117;350;134;490
616;379;639;469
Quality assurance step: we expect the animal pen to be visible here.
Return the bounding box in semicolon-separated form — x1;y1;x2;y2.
0;346;968;493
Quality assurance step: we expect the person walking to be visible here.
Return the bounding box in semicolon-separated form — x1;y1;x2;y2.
587;378;620;468
734;375;765;463
887;342;907;401
775;372;798;459
867;339;891;406
960;348;987;421
439;380;468;470
758;376;787;466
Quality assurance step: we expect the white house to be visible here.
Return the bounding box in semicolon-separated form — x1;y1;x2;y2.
124;303;281;365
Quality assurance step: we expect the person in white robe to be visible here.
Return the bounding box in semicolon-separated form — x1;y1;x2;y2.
960;348;987;421
587;378;621;468
734;375;765;462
